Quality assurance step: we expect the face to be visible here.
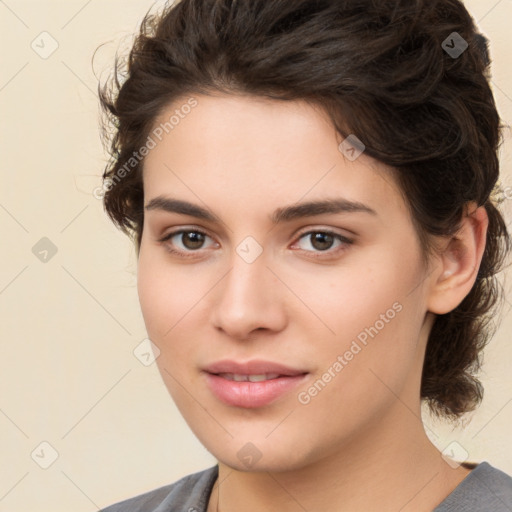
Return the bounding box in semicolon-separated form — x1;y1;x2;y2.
137;93;434;472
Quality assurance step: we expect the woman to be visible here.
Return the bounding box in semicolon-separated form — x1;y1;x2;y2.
97;0;512;510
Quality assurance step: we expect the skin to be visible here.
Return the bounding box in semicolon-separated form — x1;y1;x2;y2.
137;93;488;512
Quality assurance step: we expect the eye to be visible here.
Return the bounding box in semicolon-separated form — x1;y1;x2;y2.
157;228;217;257
157;227;353;259
292;230;353;257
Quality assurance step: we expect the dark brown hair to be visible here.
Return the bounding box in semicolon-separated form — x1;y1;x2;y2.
98;0;511;419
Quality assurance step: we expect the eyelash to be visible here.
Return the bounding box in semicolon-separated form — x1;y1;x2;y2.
157;228;354;260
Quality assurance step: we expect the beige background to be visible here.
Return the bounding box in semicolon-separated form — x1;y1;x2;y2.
0;1;511;511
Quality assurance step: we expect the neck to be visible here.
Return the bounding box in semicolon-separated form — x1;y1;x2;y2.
208;403;471;512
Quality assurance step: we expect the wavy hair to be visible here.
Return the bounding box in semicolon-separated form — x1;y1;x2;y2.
98;0;511;419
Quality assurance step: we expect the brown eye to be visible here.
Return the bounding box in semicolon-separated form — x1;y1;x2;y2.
180;231;206;250
292;230;353;258
158;229;216;256
309;232;335;251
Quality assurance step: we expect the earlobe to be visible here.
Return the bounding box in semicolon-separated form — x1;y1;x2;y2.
427;203;489;315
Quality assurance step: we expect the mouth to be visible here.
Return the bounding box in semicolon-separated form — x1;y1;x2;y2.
203;360;309;408
215;372;283;382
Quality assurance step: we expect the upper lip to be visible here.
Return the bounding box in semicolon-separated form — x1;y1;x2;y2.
204;359;308;376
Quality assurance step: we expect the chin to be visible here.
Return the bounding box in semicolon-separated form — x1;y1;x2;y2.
201;433;319;474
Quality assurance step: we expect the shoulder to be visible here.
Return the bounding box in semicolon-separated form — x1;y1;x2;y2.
98;465;218;512
434;461;512;512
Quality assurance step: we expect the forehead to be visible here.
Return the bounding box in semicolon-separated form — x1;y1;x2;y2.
142;93;408;224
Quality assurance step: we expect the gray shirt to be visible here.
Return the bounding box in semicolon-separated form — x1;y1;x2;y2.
99;461;512;511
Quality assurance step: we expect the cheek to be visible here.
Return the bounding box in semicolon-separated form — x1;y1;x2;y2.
137;257;170;338
137;247;196;337
285;252;403;343
136;254;198;402
137;248;186;346
136;248;214;375
295;299;422;439
298;252;425;403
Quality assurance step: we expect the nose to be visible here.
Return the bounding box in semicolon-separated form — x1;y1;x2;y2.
210;247;288;340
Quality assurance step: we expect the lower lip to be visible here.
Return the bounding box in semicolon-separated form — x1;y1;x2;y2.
204;372;308;408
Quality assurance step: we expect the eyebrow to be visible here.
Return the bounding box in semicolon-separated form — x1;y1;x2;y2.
144;196;377;224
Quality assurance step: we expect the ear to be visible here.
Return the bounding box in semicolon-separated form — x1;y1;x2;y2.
427;203;489;315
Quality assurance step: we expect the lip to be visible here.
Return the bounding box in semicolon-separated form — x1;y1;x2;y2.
204;359;307;376
203;359;309;408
